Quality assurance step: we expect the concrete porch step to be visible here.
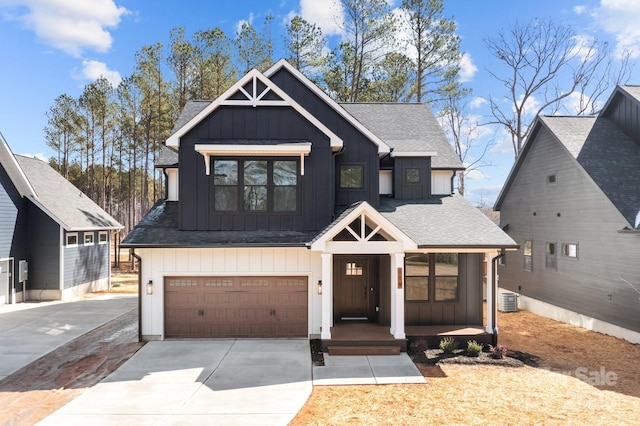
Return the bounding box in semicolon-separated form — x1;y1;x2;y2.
327;345;402;356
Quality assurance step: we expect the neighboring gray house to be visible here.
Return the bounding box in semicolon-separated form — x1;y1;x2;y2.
0;133;122;304
122;60;517;351
494;85;640;344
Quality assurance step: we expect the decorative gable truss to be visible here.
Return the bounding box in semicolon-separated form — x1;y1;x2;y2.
310;201;417;254
166;68;343;149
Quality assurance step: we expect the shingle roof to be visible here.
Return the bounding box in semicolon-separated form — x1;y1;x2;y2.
340;103;463;169
15;155;122;231
124;196;516;249
156;145;178;168
121;200;318;247
379;195;517;248
170;100;211;135
539;115;640;229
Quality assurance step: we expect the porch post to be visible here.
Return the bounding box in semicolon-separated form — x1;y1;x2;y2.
485;251;495;335
390;252;406;339
321;253;332;340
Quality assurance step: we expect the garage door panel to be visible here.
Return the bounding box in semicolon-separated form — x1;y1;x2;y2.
164;276;308;338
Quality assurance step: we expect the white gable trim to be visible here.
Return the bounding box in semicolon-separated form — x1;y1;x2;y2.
265;59;391;156
0;135;36;197
310;201;417;252
166;69;343;150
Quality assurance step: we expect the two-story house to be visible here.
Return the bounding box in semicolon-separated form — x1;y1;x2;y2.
494;85;640;344
0;133;122;304
122;59;517;351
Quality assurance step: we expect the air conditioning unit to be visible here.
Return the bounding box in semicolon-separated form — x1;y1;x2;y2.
499;293;518;312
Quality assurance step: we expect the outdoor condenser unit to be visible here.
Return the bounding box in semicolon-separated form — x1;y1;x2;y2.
499;292;518;312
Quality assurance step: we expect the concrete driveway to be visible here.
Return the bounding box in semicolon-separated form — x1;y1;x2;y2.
39;339;312;426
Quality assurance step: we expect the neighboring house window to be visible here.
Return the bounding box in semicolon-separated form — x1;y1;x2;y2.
405;254;429;301
523;240;533;271
345;262;363;276
405;253;459;302
84;232;94;245
545;242;557;270
213;159;298;212
340;164;364;189
562;243;578;259
405;168;420;183
66;233;78;247
434;253;458;301
99;231;108;244
547;173;557;185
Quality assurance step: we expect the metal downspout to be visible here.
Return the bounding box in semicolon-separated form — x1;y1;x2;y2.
491;250;506;346
131;249;142;342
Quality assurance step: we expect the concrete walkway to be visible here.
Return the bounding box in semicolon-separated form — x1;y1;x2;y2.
0;294;136;382
40;339;312;426
313;353;426;385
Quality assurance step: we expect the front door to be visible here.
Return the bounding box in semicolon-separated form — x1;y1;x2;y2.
334;256;378;322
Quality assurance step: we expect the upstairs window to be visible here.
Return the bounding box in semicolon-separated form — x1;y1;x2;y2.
340;164;364;189
213;159;298;213
562;242;578;259
405;168;421;183
66;233;78;247
545;242;557;270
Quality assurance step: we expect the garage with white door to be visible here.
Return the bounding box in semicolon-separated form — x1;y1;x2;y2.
164;275;308;338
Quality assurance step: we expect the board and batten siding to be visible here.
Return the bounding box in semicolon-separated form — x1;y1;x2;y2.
0;164;28;260
498;127;640;333
603;90;640;146
26;204;60;293
138;247;322;340
178;106;334;232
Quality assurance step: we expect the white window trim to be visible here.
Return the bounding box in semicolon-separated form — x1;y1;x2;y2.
66;232;78;248
98;231;108;245
84;232;94;246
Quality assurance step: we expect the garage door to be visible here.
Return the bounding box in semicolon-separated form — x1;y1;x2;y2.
164;276;308;338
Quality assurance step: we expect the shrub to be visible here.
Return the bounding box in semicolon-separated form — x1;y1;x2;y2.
489;344;508;359
410;339;429;353
439;337;459;354
466;340;483;357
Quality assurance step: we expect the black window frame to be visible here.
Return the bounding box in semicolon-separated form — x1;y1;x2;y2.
405;253;459;303
212;157;300;214
339;163;365;189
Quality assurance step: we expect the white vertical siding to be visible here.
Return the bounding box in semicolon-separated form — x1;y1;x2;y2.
166;169;179;201
379;170;392;195
138;247;322;340
431;171;452;195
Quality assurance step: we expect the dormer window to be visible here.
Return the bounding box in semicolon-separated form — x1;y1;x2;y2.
340;164;364;189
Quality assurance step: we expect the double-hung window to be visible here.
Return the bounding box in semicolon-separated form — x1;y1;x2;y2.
213;159;298;213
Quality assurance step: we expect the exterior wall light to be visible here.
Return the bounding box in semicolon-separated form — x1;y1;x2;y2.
146;280;153;295
317;280;322;295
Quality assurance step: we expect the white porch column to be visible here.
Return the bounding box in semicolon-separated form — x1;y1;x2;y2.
321;253;332;340
390;252;406;339
485;251;495;335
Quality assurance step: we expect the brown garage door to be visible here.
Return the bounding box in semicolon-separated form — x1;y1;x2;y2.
164;276;308;338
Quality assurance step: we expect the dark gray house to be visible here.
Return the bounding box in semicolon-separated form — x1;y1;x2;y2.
122;60;516;350
495;85;640;344
0;133;122;304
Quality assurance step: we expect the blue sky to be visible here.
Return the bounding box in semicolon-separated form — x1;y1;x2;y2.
1;0;639;206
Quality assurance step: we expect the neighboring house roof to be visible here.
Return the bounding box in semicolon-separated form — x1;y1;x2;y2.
15;155;122;231
120;200;318;247
124;196;516;250
495;113;640;229
379;194;517;248
0;132;36;197
340;103;464;169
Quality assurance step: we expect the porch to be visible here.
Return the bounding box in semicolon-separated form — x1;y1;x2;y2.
322;323;492;355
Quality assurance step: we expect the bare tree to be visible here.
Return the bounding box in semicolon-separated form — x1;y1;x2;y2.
484;18;631;158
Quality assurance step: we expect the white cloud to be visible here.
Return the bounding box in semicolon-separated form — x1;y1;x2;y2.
470;97;487;109
587;0;640;58
0;0;128;57
574;5;587;14
75;60;122;86
299;0;343;37
458;53;477;82
235;12;254;34
516;93;541;119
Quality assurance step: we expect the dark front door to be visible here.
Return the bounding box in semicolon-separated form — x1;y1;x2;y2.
334;256;378;322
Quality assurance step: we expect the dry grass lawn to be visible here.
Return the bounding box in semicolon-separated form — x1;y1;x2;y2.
291;310;640;425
